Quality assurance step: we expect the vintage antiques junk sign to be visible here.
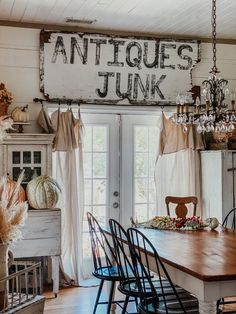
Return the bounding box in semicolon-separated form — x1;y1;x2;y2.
40;30;200;105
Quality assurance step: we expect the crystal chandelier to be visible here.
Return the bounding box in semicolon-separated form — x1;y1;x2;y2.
172;0;236;134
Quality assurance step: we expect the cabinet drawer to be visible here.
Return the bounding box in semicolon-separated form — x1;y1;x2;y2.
10;209;61;258
22;214;61;239
11;238;61;258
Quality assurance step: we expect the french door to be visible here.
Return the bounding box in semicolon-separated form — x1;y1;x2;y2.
82;112;160;226
121;115;160;225
82;113;120;226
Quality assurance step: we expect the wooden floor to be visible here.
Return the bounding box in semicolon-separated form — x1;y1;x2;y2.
44;285;236;314
43;284;136;314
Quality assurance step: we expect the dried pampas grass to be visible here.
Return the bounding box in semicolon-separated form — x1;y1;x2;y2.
0;171;28;244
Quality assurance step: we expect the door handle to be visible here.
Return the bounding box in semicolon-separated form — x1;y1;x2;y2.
113;202;119;208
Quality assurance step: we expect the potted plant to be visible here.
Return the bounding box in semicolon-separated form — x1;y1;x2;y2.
0;171;28;310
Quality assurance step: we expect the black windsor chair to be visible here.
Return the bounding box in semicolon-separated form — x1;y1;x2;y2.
222;207;236;230
109;219;193;314
217;207;236;313
109;219;139;313
87;212;127;313
127;227;199;314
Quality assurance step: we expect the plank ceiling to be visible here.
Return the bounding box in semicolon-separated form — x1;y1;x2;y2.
0;0;235;40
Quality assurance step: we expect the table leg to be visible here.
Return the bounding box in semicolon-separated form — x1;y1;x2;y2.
198;300;217;314
51;256;60;298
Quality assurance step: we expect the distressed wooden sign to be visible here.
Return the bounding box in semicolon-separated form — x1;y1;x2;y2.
40;30;200;105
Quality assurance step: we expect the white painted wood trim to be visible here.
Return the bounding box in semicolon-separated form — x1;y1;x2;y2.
3;133;55;145
10;209;61;296
51;256;60;296
198;301;217;314
201;150;236;221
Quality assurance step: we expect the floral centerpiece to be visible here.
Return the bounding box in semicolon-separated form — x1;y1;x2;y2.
0;83;13;116
131;215;219;231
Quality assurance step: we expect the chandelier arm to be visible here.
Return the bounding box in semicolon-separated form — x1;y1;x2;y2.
202;79;214;91
218;79;228;85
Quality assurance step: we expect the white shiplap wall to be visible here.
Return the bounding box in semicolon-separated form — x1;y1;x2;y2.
0;26;236;132
0;26;41;132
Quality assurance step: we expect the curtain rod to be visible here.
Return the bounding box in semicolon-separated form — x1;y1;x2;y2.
33;97;183;108
33;97;80;105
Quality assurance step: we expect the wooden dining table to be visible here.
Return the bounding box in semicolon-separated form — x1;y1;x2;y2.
105;225;236;314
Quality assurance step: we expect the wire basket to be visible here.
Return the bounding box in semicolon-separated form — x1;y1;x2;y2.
0;260;45;313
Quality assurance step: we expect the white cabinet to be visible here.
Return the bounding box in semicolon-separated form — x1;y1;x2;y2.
1;133;61;296
10;208;61;296
0;133;54;184
201;150;236;222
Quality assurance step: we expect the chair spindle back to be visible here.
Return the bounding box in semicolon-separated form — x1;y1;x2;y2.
222;208;236;230
87;212;115;274
127;227;187;313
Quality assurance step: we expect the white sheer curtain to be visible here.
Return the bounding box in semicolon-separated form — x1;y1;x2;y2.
155;150;201;217
52;148;84;285
155;113;202;217
49;107;85;286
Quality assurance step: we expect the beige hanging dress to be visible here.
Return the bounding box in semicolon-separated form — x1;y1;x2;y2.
72;109;83;147
160;113;204;155
51;108;82;151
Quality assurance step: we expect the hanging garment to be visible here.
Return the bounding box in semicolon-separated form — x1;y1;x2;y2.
72;108;84;147
160;113;204;155
51;108;82;151
37;106;54;133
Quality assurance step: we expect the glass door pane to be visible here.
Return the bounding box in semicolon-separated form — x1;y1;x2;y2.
82;113;120;259
84;125;108;227
134;125;159;221
121;114;161;225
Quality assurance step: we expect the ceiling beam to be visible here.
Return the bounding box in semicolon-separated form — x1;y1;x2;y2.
0;20;236;45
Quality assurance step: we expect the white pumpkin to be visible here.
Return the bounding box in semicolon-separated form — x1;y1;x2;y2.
11;105;30;122
205;217;219;230
26;175;61;209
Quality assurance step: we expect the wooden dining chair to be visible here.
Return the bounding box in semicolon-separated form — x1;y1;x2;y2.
165;196;198;219
127;227;199;313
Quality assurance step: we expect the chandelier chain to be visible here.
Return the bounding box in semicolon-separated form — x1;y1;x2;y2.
211;0;218;73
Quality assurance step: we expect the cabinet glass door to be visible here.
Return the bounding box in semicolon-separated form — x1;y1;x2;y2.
8;145;46;185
